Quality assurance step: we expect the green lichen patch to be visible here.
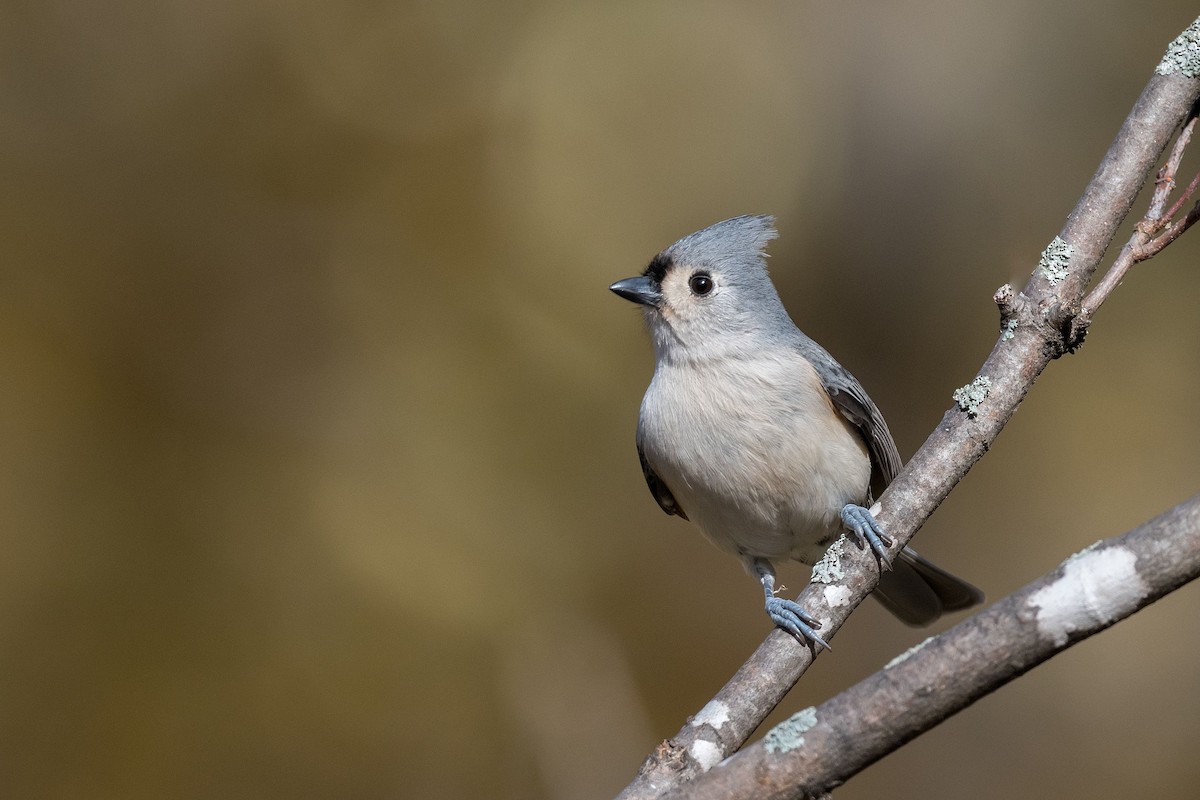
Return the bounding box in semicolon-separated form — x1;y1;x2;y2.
811;535;848;584
763;707;818;754
953;376;992;418
1038;236;1073;285
1157;18;1200;78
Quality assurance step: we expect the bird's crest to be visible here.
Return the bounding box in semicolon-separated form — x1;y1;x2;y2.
650;215;778;280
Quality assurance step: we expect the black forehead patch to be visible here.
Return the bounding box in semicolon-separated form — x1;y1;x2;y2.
643;252;673;285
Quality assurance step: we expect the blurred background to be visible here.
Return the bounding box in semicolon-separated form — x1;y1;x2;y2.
3;1;1200;798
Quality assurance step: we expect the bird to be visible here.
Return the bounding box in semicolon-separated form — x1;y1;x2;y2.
609;215;982;649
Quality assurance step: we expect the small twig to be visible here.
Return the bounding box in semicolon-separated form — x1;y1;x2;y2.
1162;161;1200;220
1136;192;1200;258
1079;113;1199;323
1144;114;1195;225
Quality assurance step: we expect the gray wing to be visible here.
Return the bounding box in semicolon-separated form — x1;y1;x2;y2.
637;441;688;519
794;335;902;497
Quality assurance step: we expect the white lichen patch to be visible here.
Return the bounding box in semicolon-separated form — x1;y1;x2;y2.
885;635;934;669
1038;236;1074;285
690;700;731;730
1027;545;1149;647
763;707;818;754
811;536;848;583
1157;18;1200;77
1000;318;1018;341
823;584;853;609
690;739;723;772
953;375;992;417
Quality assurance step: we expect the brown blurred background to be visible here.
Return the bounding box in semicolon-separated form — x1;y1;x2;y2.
3;2;1200;798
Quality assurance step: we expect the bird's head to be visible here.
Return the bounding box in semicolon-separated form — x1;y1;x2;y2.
610;215;791;362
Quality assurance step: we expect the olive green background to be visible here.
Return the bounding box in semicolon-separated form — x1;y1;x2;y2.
3;2;1200;798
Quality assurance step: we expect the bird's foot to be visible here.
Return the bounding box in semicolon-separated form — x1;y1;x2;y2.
755;560;830;650
840;504;894;569
765;595;831;651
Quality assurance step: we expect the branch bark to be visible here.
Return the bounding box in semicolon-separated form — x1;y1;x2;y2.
618;17;1200;800
666;493;1200;800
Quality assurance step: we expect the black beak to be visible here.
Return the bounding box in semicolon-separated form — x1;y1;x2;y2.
609;276;662;307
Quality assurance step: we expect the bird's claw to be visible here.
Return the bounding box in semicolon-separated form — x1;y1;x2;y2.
765;596;831;651
840;504;894;570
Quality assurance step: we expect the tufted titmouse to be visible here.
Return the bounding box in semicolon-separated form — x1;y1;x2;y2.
610;215;982;649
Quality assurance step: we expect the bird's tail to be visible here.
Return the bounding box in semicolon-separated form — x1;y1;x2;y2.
871;547;983;627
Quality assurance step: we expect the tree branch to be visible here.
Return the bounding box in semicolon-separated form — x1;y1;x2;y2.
618;17;1200;800
665;493;1200;800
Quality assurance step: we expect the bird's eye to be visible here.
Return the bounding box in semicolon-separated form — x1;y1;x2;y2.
688;272;714;296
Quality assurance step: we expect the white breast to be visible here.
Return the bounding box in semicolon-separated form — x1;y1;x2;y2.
638;349;871;565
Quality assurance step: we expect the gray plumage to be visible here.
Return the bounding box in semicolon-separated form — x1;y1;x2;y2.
611;215;981;641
